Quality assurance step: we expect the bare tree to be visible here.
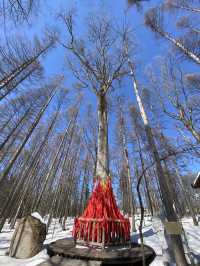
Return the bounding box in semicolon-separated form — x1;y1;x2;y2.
0;33;57;100
164;0;200;13
0;77;62;185
0;104;63;231
60;12;131;179
176;16;200;34
127;54;188;265
149;58;200;144
129;106;154;216
33;105;79;211
0;0;40;24
145;6;200;65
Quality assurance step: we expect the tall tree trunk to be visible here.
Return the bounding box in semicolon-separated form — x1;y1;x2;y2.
62;151;80;229
158;29;200;65
137;137;154;217
124;148;136;232
33;109;78;210
0;65;38;101
0;106;31;151
0;151;32;231
0;111;60;231
96;93;109;179
0;115;13;133
163;160;183;217
160;130;199;225
129;63;188;266
0;124;23;162
118;100;136;232
79;158;89;214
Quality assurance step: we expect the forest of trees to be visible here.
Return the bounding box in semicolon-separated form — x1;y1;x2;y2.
0;1;199;265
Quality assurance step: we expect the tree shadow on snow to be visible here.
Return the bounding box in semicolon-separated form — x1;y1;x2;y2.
191;252;200;264
132;228;155;243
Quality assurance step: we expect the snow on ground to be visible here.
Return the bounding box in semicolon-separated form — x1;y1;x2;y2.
0;216;199;265
0;217;74;266
133;215;200;265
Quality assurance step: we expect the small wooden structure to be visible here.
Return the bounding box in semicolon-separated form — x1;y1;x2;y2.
75;218;130;249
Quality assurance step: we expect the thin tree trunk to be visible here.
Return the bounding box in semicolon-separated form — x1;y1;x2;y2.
159;30;200;65
129;62;188;266
0;115;13;133
118;101;136;232
79;158;89;214
163;160;183;217
0;112;60;231
62;152;80;229
0;151;32;231
169;3;200;13
46;123;78;230
0;42;52;90
0;123;24;162
0;87;57;185
0;65;37;101
0;141;51;231
173;161;198;226
160;130;199;225
34;110;78;210
56;149;75;226
137;137;154;217
0;106;31;151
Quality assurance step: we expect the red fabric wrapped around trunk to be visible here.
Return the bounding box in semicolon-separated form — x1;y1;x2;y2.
73;177;130;244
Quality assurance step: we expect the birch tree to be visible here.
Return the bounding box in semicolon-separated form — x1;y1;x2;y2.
127;55;188;265
145;6;200;65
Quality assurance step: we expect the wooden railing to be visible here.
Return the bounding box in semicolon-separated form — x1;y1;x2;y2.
75;218;130;248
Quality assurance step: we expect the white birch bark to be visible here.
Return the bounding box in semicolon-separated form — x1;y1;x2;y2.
160;30;200;65
129;61;188;266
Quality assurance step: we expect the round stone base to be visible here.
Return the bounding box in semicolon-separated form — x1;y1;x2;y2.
46;238;156;265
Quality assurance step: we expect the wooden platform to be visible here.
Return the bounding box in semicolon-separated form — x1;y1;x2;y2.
39;256;102;266
46;238;156;265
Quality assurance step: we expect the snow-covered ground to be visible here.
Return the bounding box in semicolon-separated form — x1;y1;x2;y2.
134;216;200;265
0;216;199;265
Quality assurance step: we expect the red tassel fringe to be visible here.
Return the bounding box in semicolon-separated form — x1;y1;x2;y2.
73;177;130;243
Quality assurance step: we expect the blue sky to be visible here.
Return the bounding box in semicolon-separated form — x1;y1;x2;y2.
1;0;199;174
